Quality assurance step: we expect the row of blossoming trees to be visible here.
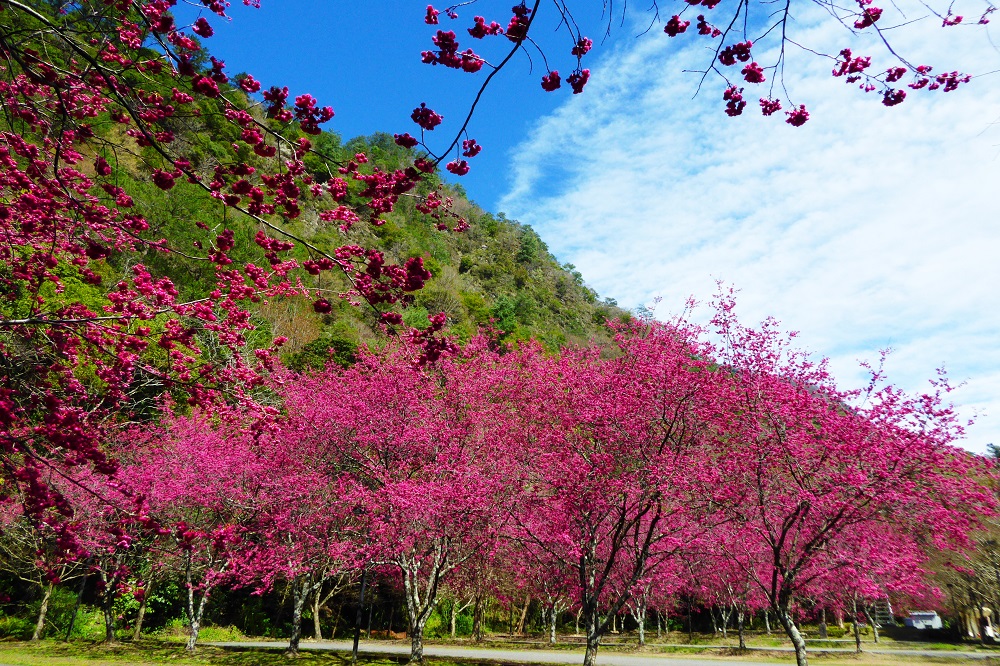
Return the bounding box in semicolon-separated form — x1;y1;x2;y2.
6;301;989;666
0;2;996;666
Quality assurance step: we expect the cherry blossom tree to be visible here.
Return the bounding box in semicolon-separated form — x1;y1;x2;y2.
278;343;510;662
231;446;357;656
121;415;264;651
501;322;722;666
701;297;996;666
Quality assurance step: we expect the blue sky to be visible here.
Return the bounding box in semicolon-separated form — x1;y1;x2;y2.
174;0;616;208
177;1;1000;451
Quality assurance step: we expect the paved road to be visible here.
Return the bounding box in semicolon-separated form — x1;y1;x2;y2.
212;639;1000;663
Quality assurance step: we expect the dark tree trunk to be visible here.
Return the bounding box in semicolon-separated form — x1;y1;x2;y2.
100;570;118;645
133;576;156;641
65;566;89;642
472;593;484;642
353;569;369;662
852;600;863;653
583;609;602;666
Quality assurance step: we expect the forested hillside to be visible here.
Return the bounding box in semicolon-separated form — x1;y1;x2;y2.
33;44;623;373
124;121;627;371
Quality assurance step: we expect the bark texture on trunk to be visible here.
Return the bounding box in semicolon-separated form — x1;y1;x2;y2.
776;607;809;666
186;621;201;652
287;576;314;655
545;598;567;645
409;622;426;663
133;575;158;641
852;600;863;653
400;541;450;662
583;633;601;666
183;557;215;653
448;597;473;638
631;599;646;646
133;599;148;641
862;607;879;643
737;610;746;650
516;594;530;635
718;605;731;639
101;570;118;645
472;594;484;642
313;588;324;640
32;582;53;641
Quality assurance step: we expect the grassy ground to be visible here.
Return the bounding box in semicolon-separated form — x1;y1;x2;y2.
2;639;1000;666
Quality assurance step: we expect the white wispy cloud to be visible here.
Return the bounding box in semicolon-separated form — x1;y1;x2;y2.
498;8;1000;451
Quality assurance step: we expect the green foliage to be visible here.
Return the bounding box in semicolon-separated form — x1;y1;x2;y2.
286;334;359;373
490;296;517;334
424;606;445;638
0;614;33;639
402;305;431;330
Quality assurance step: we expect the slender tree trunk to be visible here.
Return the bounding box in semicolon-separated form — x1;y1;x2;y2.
450;600;458;638
65;565;89;642
656;610;662;639
852;600;863;653
834;608;845;629
737;610;746;650
400;545;448;662
32;582;53;641
549;603;560;644
103;603;117;645
764;609;771;635
775;606;808;666
332;601;343;639
287;576;311;655
575;608;581;635
863;607;879;643
516;594;530;635
631;597;646;647
583;609;602;666
133;576;155;641
472;593;484;642
313;585;324;640
184;561;214;652
353;569;369;662
101;570;118;645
